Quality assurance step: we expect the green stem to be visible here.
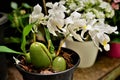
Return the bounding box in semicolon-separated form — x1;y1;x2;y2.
19;17;24;29
47;40;51;51
33;32;36;42
56;39;64;56
56;33;70;56
14;13;22;33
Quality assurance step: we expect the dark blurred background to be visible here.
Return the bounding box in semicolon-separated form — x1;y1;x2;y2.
0;0;59;13
0;0;60;80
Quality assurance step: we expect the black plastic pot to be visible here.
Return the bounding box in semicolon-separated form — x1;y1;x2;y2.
0;12;8;80
15;47;80;80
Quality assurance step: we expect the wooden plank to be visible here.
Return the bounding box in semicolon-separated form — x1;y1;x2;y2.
73;53;120;80
100;64;120;80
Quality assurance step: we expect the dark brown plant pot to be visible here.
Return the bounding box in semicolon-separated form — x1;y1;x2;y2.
15;47;80;80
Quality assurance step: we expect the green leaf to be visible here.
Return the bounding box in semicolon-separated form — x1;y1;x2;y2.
4;37;21;44
44;27;55;57
22;3;32;9
112;38;120;43
11;2;18;9
21;24;33;53
7;14;14;22
0;46;22;54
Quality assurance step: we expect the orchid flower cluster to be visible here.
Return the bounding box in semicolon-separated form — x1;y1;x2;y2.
29;0;118;52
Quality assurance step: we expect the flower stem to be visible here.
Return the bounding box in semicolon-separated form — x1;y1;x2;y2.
56;39;64;56
56;33;70;56
33;32;36;42
43;0;48;15
47;40;51;50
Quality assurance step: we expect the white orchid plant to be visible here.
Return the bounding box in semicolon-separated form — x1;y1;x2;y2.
0;0;118;73
63;0;118;51
29;0;118;53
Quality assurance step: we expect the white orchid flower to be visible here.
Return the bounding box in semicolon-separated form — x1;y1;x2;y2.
89;20;118;51
81;19;97;40
64;17;86;41
29;4;45;33
70;11;81;19
103;25;118;34
88;29;110;51
65;11;86;27
94;21;118;34
64;11;87;41
46;2;66;36
82;12;95;20
29;4;44;24
89;30;102;51
97;33;110;51
47;2;66;17
47;16;65;36
67;25;83;41
89;30;110;51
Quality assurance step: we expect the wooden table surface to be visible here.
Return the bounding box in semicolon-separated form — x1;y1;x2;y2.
7;52;120;80
73;52;120;80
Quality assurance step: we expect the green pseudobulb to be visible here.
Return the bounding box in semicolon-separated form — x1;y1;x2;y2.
52;56;66;72
30;42;52;68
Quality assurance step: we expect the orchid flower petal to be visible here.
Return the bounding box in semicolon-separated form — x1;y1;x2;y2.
29;4;44;24
104;44;110;51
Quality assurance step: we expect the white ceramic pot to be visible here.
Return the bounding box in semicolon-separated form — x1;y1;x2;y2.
65;40;99;68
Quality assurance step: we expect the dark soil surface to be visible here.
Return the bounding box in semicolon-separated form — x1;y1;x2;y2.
18;50;74;75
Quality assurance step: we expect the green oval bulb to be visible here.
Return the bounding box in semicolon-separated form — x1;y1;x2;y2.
52;56;66;72
30;42;52;68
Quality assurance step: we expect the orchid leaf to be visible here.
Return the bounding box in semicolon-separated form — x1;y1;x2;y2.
0;46;22;54
21;24;33;53
44;27;55;57
4;37;21;44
